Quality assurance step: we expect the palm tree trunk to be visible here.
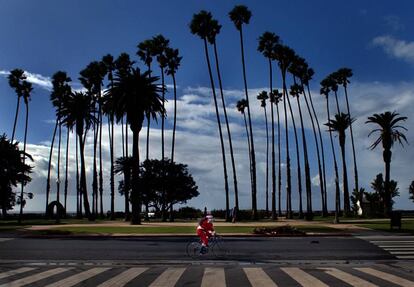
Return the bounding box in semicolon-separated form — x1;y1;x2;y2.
46;120;58;216
160;67;168;222
107;116;113;219
276;101;282;217
76;135;81;218
171;73;177;162
203;38;230;221
296;92;312;219
146;64;152;161
286;85;303;218
92;110;98;217
64;127;70;216
343;86;359;204
307;85;328;215
268;60;276;220
239;28;257;219
339;138;350;215
326;97;341;223
11;96;21;142
18;102;29;224
56;121;62;223
264;105;269;216
78;134;92;219
302;84;324;218
213;41;239;213
243;113;252;172
125;118;130;221
99;103;104;218
383;149;392;217
131;130;141;225
281;71;292;218
334;91;341;114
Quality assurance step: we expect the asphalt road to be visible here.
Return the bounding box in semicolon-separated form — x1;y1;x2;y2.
0;236;394;262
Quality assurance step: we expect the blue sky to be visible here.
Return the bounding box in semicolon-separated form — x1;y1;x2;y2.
1;0;414;212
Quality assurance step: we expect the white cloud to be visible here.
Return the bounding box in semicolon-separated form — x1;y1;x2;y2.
372;35;414;64
0;69;53;90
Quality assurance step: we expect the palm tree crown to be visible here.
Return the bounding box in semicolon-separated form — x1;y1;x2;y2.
228;5;252;30
256;91;268;107
258;32;280;58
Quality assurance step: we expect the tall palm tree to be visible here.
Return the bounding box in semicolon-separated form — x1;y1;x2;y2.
108;67;164;224
165;47;182;222
335;68;360;208
237;99;252;181
257;91;270;215
50;71;72;221
7;70;32;223
75;133;81;217
79;61;107;216
320;83;341;223
60;91;96;220
273;44;295;218
290;83;311;219
258;31;280;219
272;90;283;217
190;10;231;220
366;111;407;217
229;5;258;219
208;17;240;215
301;66;328;216
326;113;354;216
114;53;135;220
8;69;25;142
137;39;155;160
102;54;116;219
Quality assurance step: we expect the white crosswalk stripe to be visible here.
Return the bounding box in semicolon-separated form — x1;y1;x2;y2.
202;268;226;287
0;267;35;280
0;267;69;287
244;267;277;287
281;267;328;287
96;267;147;287
0;265;413;286
149;267;186;287
44;267;110;287
367;237;414;259
320;267;378;287
356;267;414;287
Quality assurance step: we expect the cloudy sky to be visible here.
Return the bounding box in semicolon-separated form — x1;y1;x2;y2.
1;0;413;213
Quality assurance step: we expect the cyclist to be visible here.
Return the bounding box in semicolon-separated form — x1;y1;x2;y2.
196;214;215;254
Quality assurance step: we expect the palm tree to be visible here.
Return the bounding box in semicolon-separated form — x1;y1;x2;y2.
366;111;407;217
8;69;25;142
335;68;360;208
258;31;280;219
326;113;354;216
237;99;252;182
290;83;311;219
0;134;32;218
114;53;135;220
273;44;295;218
320;83;341;223
257;91;270;215
208;17;240;215
272;90;283;217
114;156;134;217
7;70;32;223
190;10;231;220
60;91;96;220
49;71;72;221
108;66;164;224
229;5;258;219
79;61;107;216
102;54;116;219
301;66;327;216
137;39;155;160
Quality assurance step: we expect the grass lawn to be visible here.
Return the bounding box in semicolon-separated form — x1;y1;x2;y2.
356;219;414;234
41;224;340;235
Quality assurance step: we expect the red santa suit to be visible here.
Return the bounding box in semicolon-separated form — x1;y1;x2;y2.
197;217;214;246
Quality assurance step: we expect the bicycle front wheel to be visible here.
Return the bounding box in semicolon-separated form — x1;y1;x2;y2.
186;241;202;259
211;237;229;258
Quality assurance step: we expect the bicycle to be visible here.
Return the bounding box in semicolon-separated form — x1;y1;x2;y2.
186;234;229;259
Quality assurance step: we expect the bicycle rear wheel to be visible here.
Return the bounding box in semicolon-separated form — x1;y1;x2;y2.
186;241;202;259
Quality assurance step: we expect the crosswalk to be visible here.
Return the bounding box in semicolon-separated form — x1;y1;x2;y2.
0;265;413;287
366;237;414;259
